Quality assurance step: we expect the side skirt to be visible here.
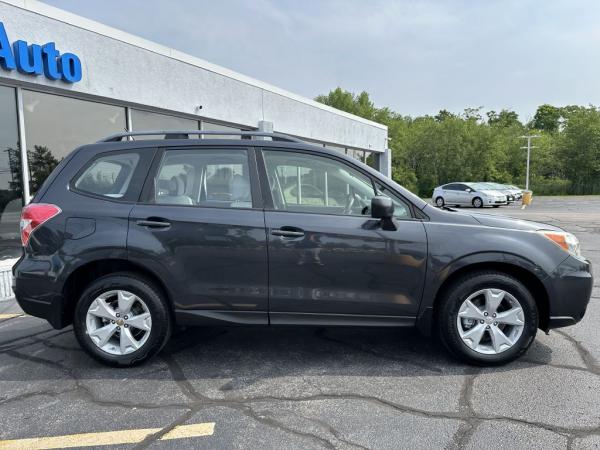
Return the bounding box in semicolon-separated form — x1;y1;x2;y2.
270;312;416;327
174;310;416;327
175;309;416;327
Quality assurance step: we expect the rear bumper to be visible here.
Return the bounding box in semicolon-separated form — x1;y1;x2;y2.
13;257;68;329
545;255;593;329
14;289;66;329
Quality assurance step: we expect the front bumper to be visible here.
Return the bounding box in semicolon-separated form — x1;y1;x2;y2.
486;198;508;205
546;255;593;329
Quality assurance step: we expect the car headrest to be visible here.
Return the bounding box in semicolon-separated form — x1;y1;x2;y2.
170;175;186;196
230;174;250;201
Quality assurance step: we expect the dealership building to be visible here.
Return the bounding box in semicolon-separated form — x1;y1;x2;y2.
0;0;390;296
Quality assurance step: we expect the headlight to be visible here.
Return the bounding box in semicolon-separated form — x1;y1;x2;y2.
537;230;581;257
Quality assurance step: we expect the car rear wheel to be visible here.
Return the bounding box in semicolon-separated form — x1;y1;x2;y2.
437;271;538;365
74;272;172;367
472;197;483;208
435;196;445;207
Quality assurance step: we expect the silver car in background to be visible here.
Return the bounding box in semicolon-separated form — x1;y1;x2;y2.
432;182;508;208
479;182;517;203
504;184;524;200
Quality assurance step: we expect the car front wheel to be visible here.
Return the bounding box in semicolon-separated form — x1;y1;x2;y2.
74;272;172;367
472;197;483;208
435;196;445;207
437;271;538;365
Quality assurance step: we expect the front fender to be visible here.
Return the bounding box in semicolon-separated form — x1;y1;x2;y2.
415;221;569;334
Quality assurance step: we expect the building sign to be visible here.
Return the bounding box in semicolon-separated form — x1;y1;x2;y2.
0;21;82;83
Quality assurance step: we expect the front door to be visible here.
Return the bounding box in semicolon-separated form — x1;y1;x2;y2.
259;149;428;323
127;147;269;323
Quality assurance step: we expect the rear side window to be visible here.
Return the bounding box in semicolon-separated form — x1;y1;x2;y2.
152;149;253;208
74;153;140;198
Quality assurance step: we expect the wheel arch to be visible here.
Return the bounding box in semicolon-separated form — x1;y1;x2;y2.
62;258;174;327
417;261;550;335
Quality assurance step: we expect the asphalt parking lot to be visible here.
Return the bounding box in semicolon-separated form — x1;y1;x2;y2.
0;196;599;449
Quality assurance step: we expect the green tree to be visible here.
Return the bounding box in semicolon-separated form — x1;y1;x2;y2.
531;104;562;132
28;145;60;194
316;87;600;197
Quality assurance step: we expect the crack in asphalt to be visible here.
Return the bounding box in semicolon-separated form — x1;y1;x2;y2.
445;370;479;450
0;328;71;352
281;409;372;450
315;328;445;374
3;315;600;446
554;330;600;376
6;338;600;446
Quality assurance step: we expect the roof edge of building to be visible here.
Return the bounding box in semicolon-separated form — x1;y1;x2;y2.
4;0;387;132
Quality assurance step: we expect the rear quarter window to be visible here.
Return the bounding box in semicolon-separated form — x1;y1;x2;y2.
73;152;141;199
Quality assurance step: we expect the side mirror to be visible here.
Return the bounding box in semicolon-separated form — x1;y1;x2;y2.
465;188;472;193
371;196;394;219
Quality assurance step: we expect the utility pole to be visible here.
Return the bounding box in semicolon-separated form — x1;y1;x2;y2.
520;135;540;190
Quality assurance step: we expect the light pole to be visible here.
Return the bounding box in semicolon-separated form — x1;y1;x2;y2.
520;135;540;190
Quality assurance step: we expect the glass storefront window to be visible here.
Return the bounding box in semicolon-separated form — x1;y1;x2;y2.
131;109;199;139
0;86;23;259
324;144;345;154
364;151;377;169
22;90;126;194
202;121;241;139
346;148;365;162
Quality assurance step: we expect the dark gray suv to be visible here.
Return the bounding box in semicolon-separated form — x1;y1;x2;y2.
13;131;593;367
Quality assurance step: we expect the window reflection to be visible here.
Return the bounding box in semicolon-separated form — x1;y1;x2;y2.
202;121;242;139
346;148;365;162
0;86;23;259
23;90;126;194
131;109;199;139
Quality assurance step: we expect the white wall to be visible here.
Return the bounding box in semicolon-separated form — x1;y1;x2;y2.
0;0;388;154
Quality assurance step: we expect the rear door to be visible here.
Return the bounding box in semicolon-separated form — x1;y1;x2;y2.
258;148;428;323
127;146;269;323
454;184;473;205
442;184;460;203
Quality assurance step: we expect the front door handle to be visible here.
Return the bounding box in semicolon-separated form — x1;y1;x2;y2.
271;227;305;238
136;219;171;228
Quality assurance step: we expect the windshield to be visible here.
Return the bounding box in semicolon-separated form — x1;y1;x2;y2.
469;183;492;190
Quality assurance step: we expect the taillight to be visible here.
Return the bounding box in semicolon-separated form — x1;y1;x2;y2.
20;203;61;247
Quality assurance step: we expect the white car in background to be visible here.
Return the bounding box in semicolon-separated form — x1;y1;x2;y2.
504;184;524;200
432;182;508;208
478;181;517;204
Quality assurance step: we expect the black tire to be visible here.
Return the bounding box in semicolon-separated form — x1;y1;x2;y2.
472;197;483;208
73;272;172;367
435;196;445;207
437;271;538;366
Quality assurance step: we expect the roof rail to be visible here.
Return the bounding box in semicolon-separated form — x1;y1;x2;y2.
97;130;305;143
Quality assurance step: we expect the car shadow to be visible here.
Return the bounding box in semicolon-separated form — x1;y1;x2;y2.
0;322;557;386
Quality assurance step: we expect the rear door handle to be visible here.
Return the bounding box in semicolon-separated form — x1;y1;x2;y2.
271;227;305;238
136;219;171;228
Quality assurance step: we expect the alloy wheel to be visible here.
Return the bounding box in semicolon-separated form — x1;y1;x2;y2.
85;290;152;355
456;288;525;355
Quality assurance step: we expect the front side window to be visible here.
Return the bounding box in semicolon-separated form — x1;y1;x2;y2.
74;153;140;198
374;182;411;218
153;149;252;208
263;150;375;216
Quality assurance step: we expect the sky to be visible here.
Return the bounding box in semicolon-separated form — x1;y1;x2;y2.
43;0;600;123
